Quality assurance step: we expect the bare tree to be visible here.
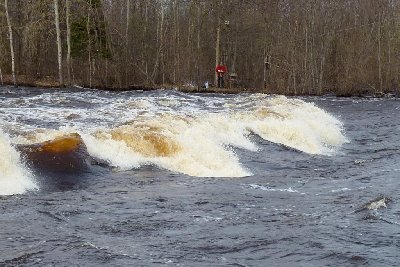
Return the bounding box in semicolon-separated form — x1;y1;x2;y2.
53;0;63;87
87;0;92;88
124;0;130;87
4;0;16;87
0;0;400;95
0;66;3;85
66;0;71;86
215;23;221;87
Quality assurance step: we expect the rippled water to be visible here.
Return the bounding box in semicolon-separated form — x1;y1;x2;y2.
0;87;399;266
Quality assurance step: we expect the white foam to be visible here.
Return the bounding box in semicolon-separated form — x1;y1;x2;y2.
0;131;37;195
80;116;252;177
246;184;304;194
81;132;144;170
3;94;347;178
246;96;347;154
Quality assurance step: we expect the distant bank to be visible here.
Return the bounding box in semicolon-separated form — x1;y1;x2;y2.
0;74;397;98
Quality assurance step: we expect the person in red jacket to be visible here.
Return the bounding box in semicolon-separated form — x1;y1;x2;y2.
216;64;228;88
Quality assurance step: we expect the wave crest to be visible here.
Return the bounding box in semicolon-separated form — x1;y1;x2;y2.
4;95;346;179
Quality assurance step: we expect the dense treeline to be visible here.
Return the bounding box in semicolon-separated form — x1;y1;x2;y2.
1;0;400;95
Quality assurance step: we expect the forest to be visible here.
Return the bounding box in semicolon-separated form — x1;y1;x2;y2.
1;0;400;96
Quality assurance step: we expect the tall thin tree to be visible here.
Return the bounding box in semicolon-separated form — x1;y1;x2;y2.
53;0;63;86
125;0;130;87
0;67;3;85
66;0;71;86
87;0;92;88
215;24;221;87
4;0;16;87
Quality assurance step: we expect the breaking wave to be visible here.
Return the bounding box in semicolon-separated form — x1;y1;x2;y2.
0;130;37;195
7;95;346;179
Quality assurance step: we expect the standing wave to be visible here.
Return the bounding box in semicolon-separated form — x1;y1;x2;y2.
79;96;346;177
246;96;346;154
9;95;347;178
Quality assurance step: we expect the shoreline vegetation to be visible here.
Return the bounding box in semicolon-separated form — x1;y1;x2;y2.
1;1;400;97
0;74;266;94
0;74;397;98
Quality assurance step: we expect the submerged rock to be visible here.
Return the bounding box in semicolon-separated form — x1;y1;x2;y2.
65;113;80;120
356;196;392;212
17;133;88;174
364;196;391;210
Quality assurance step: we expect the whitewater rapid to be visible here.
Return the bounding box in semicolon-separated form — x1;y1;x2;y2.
0;90;347;194
0;130;37;195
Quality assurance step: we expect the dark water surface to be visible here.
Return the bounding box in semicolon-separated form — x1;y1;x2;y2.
0;87;399;266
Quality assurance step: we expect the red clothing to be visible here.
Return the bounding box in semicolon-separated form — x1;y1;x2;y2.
216;65;228;77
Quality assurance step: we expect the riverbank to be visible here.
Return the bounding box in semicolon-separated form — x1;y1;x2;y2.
0;74;160;92
0;74;265;94
0;74;397;97
1;75;60;88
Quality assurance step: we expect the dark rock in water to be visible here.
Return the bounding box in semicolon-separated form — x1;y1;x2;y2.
65;113;80;120
356;196;392;212
17;133;91;190
362;214;380;221
18;133;88;174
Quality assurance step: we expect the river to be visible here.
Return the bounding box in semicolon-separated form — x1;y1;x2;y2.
0;87;398;266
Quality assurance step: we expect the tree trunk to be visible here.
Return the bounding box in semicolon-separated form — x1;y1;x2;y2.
387;31;392;91
263;46;266;89
175;0;180;84
378;11;383;94
126;0;130;47
87;1;92;88
303;24;308;94
66;0;71;86
173;0;179;84
149;0;164;86
291;50;296;95
215;24;220;87
4;0;16;87
196;2;201;90
125;0;130;87
54;0;63;87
